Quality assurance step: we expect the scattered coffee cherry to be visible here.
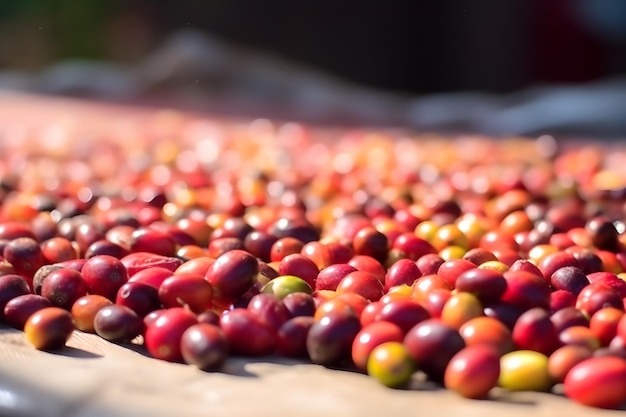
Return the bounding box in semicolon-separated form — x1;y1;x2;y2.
180;323;229;370
564;356;626;408
94;304;144;343
3;294;52;330
144;307;198;362
71;294;114;333
367;341;415;388
444;345;501;399
352;321;404;371
0;274;32;319
498;350;553;392
3;237;44;281
24;307;75;350
81;255;129;301
40;268;88;310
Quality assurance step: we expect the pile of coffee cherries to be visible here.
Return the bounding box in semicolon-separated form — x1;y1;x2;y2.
1;100;626;409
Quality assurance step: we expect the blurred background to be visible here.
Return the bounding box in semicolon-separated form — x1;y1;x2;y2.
1;0;626;137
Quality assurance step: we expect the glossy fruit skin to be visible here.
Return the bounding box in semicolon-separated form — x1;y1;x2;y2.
70;294;113;333
331;293;369;319
411;274;452;304
3;237;44;279
587;216;621;252
459;316;513;355
444;345;501;399
572;250;604;274
403;319;466;382
24;307;75;350
375;299;430;335
348;255;387;283
351;321;404;371
576;283;624;317
500;270;551;311
74;223;105;255
247;293;291;331
84;239;130;259
81;255;129;301
550;266;589;295
175;258;216;277
208;237;245;259
243;230;278;263
306;310;361;366
440;292;484;330
220;308;276;356
115;281;161;318
40;237;79;264
352;226;389;264
278;253;319;288
322;241;354;266
483;302;525;330
422;288;452;318
282;292;316;317
128;266;174;289
3;294;52;330
499;350;552;392
261;275;313;299
180;323;229;370
0;222;36;241
143;308;167;328
211;217;253;241
454;268;507;304
559;325;600;350
336;270;384;302
550;308;589;337
144;307;198;362
360;301;384;327
366;342;415;388
196;310;220;326
508;259;544;279
128;228;177;257
550;290;577;312
548;345;593;383
463;248;498;266
315;263;357;292
538;252;579;284
587;271;626;298
590;307;624;347
0;274;32;320
276;316;315;358
204;249;258;308
563;356;626;409
437;259;476;288
158;273;213;314
392;233;436;261
270;237;305;262
299;241;332;271
40;268;88;311
93;304;144;343
512;308;561;355
416;253;445;275
385;259;422;291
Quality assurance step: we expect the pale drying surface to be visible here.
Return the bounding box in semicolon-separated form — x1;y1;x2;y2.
0;326;622;417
